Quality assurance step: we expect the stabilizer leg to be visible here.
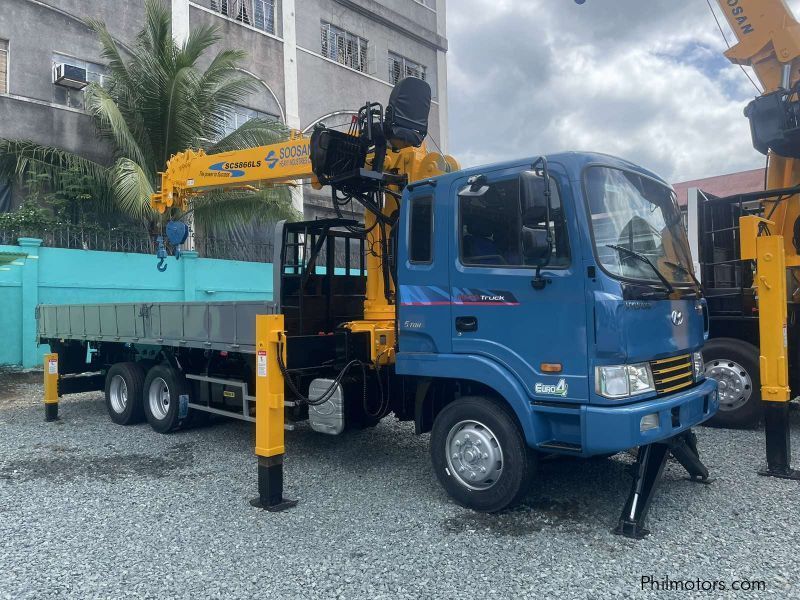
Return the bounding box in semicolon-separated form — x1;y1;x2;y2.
43;353;59;422
759;402;800;480
250;315;298;512
669;430;713;484
250;455;298;511
614;442;670;539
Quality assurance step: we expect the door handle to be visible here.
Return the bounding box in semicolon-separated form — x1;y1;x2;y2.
455;316;478;332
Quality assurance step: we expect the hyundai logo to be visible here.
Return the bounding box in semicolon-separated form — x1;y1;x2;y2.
671;310;684;326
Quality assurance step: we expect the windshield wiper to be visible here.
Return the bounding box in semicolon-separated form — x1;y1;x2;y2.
663;260;701;288
606;244;675;294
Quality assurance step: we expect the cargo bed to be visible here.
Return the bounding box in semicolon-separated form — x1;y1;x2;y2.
37;301;278;354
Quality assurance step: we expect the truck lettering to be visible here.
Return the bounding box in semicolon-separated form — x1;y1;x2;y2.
224;160;261;169
726;0;753;35
279;144;310;160
535;379;568;397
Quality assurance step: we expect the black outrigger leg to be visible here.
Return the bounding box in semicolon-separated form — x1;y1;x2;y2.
614;442;670;539
614;430;712;539
759;402;800;480
669;429;714;484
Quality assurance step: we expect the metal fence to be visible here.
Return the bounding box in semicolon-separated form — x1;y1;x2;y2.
0;225;273;264
195;237;274;263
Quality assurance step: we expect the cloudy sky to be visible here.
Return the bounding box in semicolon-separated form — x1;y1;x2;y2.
446;0;800;183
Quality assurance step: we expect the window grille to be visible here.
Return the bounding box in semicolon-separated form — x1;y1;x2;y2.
220;105;278;139
254;0;276;33
0;40;7;95
320;22;368;73
388;52;426;85
210;0;275;33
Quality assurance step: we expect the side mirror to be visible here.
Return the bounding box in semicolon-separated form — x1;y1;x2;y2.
522;227;550;262
520;158;554;290
519;170;548;224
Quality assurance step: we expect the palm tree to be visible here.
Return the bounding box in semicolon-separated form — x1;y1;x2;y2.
0;0;297;239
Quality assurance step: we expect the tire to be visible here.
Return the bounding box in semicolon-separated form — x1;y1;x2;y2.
143;364;189;434
703;338;762;429
430;396;536;513
104;362;146;425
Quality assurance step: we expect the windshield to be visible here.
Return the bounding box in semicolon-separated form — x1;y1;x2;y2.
585;166;695;286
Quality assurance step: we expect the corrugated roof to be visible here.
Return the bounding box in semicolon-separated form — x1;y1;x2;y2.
673;168;765;206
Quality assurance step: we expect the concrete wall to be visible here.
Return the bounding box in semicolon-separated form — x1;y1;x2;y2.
0;239;272;367
0;0;126;168
189;4;287;118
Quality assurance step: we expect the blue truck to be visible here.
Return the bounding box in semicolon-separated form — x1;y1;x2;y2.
39;79;718;537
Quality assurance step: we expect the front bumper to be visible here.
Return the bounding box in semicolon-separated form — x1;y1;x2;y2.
582;378;718;455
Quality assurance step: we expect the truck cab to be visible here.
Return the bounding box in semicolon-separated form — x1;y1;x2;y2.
396;152;719;510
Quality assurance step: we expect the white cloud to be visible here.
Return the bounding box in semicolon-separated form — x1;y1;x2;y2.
445;0;800;182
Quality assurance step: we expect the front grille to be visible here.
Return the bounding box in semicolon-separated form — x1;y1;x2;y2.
650;354;694;395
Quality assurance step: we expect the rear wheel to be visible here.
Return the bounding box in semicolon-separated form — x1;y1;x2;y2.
703;338;761;429
143;365;189;434
431;396;536;512
104;362;145;425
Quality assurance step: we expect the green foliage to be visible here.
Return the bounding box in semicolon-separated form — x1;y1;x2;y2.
0;200;52;233
0;0;297;238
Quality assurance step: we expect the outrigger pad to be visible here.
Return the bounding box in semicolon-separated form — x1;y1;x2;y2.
250;455;298;512
614;430;711;539
759;402;800;481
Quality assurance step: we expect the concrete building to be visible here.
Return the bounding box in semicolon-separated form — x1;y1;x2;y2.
0;0;449;219
672;167;765;208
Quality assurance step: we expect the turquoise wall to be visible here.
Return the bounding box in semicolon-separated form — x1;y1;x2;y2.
0;238;272;367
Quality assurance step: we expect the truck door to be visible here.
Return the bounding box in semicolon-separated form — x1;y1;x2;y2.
397;186;452;353
448;165;589;403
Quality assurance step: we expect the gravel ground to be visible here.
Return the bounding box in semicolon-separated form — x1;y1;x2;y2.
1;369;799;599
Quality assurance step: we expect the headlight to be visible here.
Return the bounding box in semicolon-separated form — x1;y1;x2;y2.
595;363;655;399
693;351;705;381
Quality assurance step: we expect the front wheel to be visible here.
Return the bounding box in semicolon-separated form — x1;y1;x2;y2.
430;396;536;513
703;338;761;429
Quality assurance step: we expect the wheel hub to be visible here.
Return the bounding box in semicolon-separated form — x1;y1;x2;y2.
148;377;171;420
445;420;503;490
109;375;128;414
705;359;752;412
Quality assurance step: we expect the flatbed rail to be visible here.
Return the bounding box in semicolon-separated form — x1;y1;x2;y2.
37;300;278;354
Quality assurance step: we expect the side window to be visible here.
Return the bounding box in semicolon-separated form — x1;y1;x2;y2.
409;195;434;264
459;177;570;268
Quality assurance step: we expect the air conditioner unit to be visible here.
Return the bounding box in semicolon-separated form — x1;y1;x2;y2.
52;63;88;89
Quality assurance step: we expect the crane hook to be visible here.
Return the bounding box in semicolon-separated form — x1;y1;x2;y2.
155;235;168;272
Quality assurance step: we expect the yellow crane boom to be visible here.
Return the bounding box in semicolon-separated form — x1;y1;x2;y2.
150;130;315;213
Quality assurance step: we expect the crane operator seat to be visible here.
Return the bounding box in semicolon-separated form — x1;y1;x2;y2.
384;77;431;150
